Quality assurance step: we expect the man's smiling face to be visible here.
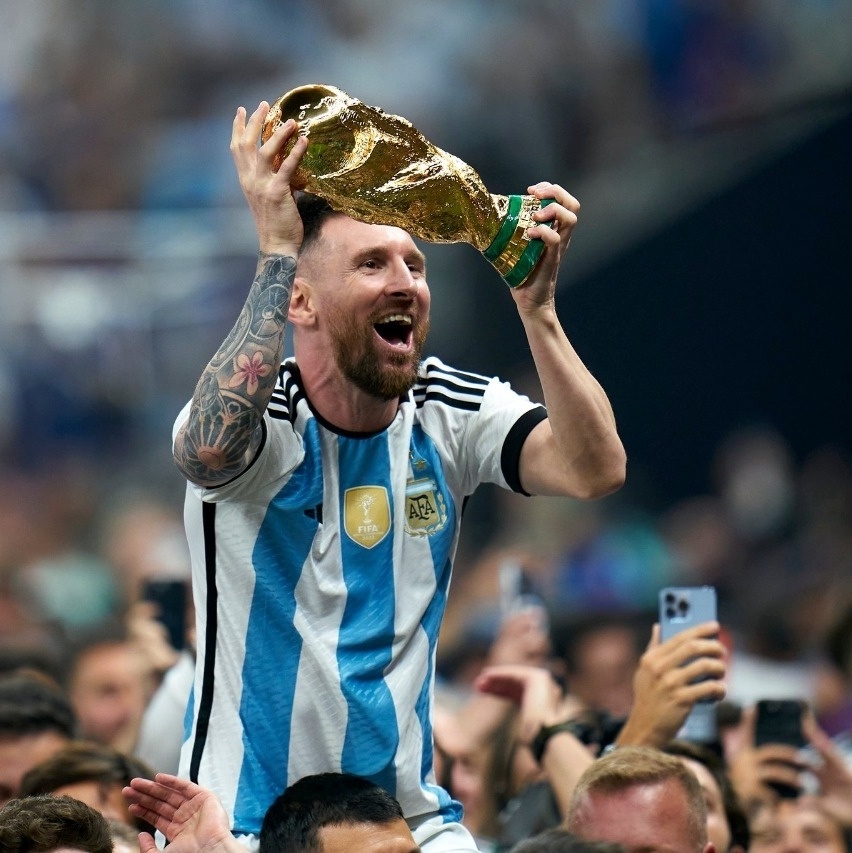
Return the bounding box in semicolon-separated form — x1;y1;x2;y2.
305;214;430;401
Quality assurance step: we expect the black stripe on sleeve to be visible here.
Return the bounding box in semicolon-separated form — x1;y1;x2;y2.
189;501;218;783
501;406;548;495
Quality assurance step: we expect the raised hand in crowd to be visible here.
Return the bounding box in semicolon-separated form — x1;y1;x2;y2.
725;704;812;813
449;606;556;755
614;620;726;749
802;714;852;829
475;664;593;817
124;773;242;853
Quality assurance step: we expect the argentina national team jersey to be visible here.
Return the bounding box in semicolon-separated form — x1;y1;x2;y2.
174;356;546;837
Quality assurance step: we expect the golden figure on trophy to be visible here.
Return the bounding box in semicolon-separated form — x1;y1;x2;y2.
261;84;552;288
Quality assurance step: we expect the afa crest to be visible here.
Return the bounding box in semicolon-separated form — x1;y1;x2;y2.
405;477;448;536
344;486;391;549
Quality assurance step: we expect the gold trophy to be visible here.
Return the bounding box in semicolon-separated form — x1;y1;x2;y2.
261;84;552;288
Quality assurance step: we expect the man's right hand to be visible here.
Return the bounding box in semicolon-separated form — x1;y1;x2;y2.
231;102;308;256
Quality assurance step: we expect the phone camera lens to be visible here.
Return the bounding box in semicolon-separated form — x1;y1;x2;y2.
677;598;689;615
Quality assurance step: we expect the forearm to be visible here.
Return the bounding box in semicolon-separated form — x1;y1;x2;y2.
540;731;595;818
174;253;296;486
520;305;625;498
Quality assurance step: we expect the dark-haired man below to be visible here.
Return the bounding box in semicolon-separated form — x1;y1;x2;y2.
261;771;420;852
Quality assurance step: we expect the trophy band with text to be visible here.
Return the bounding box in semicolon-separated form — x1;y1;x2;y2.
261;84;552;288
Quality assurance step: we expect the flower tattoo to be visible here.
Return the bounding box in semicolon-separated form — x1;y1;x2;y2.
229;351;272;396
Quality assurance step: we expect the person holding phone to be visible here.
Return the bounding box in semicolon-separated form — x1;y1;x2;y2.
170;104;626;851
727;703;852;824
613;619;727;750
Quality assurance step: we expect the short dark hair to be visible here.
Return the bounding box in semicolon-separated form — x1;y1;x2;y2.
0;672;76;740
19;740;155;830
296;192;338;255
259;772;405;853
0;794;113;853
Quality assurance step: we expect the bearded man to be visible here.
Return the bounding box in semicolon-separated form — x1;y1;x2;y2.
171;103;626;851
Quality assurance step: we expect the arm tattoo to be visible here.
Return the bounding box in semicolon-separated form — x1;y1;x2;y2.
176;253;296;486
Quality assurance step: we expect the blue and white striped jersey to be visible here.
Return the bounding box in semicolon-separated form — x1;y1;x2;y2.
175;356;546;836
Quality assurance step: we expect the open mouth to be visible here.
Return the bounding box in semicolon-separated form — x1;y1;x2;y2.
373;314;413;350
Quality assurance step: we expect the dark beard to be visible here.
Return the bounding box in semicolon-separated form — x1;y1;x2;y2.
329;312;429;401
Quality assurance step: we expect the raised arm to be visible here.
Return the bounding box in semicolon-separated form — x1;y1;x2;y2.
173;103;308;487
513;182;626;499
474;663;594;818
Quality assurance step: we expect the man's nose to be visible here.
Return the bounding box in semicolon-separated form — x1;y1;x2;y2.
386;259;418;294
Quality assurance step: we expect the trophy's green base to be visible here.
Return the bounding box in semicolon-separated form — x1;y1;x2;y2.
483;196;554;288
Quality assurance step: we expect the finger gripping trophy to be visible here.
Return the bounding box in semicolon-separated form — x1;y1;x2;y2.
261;84;552;288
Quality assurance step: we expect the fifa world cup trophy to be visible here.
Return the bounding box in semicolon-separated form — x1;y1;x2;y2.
261;84;552;288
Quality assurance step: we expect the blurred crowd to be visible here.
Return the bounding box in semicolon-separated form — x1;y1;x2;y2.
2;0;850;213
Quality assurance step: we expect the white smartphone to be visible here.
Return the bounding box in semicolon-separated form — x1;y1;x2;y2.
659;585;718;743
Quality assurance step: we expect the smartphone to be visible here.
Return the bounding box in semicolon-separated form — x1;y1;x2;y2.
141;579;187;651
659;586;718;743
754;698;806;747
754;698;806;799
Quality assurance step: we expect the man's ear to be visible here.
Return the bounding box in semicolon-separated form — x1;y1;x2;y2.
288;276;316;327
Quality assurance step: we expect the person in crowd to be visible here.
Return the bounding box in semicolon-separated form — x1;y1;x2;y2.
260;771;421;852
725;703;852;845
124;770;421;853
552;613;646;721
565;746;714;852
0;793;114;853
170;101;625;849
432;606;560;849
611;620;726;750
64;621;156;754
19;739;155;831
664;740;750;853
748;798;851;852
0;672;76;807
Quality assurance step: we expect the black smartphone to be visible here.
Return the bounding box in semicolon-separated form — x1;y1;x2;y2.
141;579;187;651
659;586;718;743
754;698;806;748
754;698;806;799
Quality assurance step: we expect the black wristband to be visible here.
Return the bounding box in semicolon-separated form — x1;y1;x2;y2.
531;720;580;763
